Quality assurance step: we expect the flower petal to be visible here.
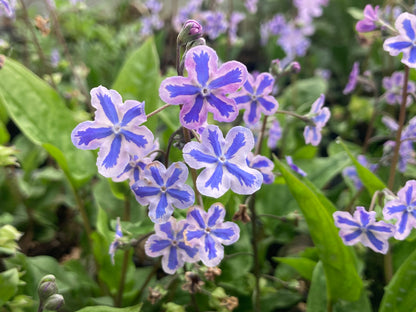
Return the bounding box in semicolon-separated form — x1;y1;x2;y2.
159;76;200;105
225;162;263;194
180;95;207;129
91;86;121;125
206;93;238;122
71;121;113;150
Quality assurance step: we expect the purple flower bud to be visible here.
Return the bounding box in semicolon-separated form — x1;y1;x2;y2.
289;61;301;74
43;294;65;311
356;5;379;33
38;275;58;302
178;19;203;45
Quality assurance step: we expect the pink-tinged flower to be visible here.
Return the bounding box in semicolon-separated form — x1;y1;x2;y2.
71;86;154;178
184;204;240;267
0;0;15;18
267;119;282;150
145;217;199;274
247;152;275;184
245;0;258;14
383;13;416;68
131;161;195;224
334;206;395;254
356;5;379;33
183;125;263;198
383;180;416;240
343;62;360;95
285;156;307;177
294;0;328;23
382;71;416;106
159;46;247;130
233;72;279;125
112;138;159;185
303;94;330;146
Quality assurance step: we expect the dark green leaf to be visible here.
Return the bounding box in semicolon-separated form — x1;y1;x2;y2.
274;156;362;302
74;303;142;312
273;257;316;280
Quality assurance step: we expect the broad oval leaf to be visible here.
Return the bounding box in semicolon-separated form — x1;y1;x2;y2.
274;156;363;302
0;58;95;186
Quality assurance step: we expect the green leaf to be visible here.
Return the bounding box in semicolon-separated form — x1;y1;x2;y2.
273;156;362;302
337;138;386;195
273;257;317;280
112;37;163;133
0;268;19;306
74;303;142;312
379;248;416;312
0;58;95;186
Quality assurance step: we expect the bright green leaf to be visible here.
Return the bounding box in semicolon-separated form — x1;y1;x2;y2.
379;248;416;312
75;303;142;312
0;58;95;186
0;268;19;306
273;257;317;280
274;156;362;302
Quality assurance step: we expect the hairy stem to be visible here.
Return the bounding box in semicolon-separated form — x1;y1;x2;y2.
275;109;310;123
146;103;172;119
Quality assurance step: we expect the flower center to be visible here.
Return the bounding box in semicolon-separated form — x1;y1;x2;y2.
161;185;167;192
113;124;122;134
407;205;414;213
204;227;211;234
251;94;257;101
171;240;178;246
201;87;210;97
219;155;226;162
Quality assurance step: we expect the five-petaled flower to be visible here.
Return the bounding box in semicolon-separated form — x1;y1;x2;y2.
383;12;416;68
303;94;330;146
184;204;240;266
333;206;395;254
383;180;416;240
355;4;379;33
233;72;279;125
132;161;195;224
159;45;247;129
183;125;263;198
145;217;199;274
247;152;275;184
71;86;154;178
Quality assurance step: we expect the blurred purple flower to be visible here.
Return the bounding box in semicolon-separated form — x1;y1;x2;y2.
145;217;199;274
267;119;282;150
294;0;328;23
383;12;416;68
356;5;379;33
50;49;60;68
278;23;311;61
131;161;195;224
342;155;378;190
245;0;258;14
200;11;228;40
0;0;15;18
184;204;240;267
260;14;286;45
183;125;263;198
228;12;245;44
113;138;159;185
109;217;123;264
172;0;203;32
382;71;416;106
343;62;360;95
383;180;416;240
285;156;307;177
233;72;279;125
334;206;394;254
247;152;275;184
159;45;247;130
303;94;330;146
71;86;154;178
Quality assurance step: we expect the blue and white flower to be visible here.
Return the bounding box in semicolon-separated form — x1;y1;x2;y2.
334;206;395;254
303;94;330;146
183;125;263;198
145;217;199;274
71;86;154;178
247;152;275;184
131;161;195;224
184;204;240;267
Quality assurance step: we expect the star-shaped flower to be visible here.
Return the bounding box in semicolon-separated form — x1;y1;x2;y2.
382;71;416;106
184;204;240;267
183;125;263;198
383;12;416;68
383;180;416;240
334;206;395;254
112;138;160;185
131;161;195;224
303;94;330;146
233;72;279;125
159;45;247;130
71;86;154;178
247;152;275;184
145;217;199;274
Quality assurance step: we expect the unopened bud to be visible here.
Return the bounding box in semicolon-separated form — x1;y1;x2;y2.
288;61;301;74
177;20;203;46
269;59;282;77
43;294;65;311
38;278;58;302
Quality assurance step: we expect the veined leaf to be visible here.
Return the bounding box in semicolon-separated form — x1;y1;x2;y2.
379;248;416;312
0;58;95;186
274;156;362;302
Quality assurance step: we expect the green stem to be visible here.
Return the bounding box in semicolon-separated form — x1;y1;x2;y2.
248;195;261;312
255;116;268;155
275;110;310;123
